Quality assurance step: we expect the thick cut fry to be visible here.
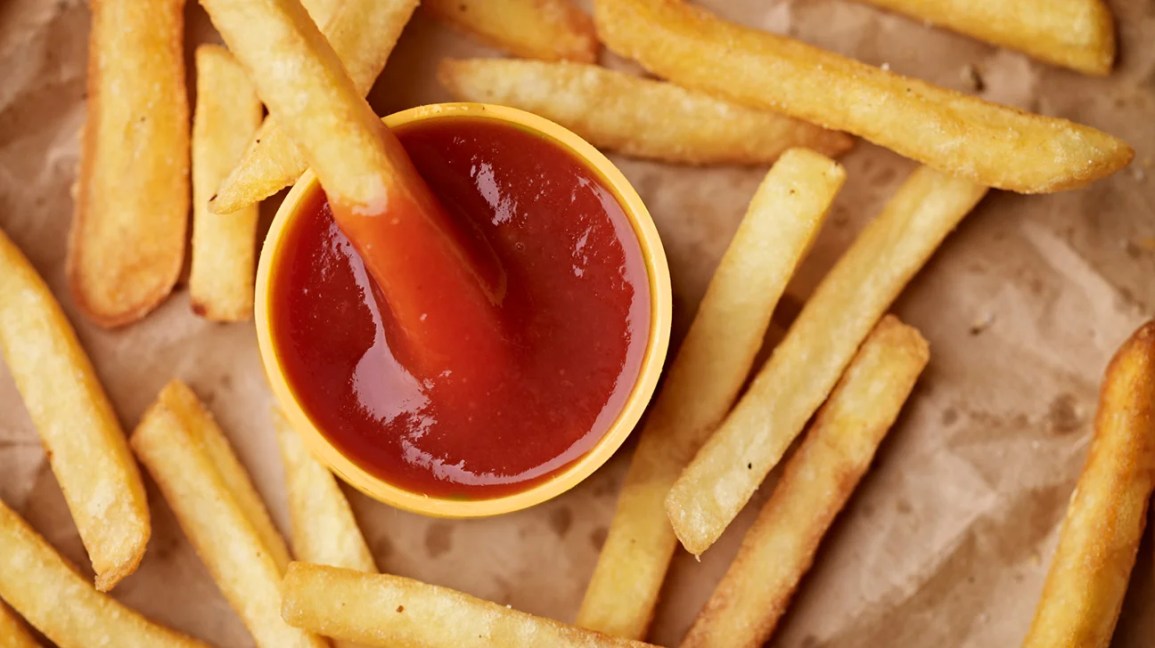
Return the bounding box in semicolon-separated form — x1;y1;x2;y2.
1023;321;1155;648
70;0;189;326
594;0;1132;193
189;46;263;322
852;0;1114;75
131;382;322;648
682;316;929;648
577;149;844;639
210;0;418;214
282;562;655;647
0;227;149;591
0;498;206;648
0;601;38;648
423;0;597;63
438;59;853;166
666;167;987;555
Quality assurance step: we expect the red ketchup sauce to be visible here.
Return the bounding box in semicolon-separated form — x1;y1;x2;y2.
270;116;650;499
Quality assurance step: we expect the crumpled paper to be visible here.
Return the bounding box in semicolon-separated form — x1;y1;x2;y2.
0;0;1152;646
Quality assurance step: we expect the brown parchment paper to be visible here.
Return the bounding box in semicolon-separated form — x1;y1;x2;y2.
1;0;1153;646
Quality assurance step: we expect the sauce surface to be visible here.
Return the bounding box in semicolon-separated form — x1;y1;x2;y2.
271;116;650;499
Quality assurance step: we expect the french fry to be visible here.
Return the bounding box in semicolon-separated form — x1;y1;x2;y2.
666;166;987;555
189;45;263;322
1023;321;1155;648
423;0;597;63
0;498;206;648
577;149;845;639
70;0;188;326
681;316;930;648
274;408;377;573
0;227;149;591
593;0;1132;193
210;0;419;214
282;562;655;647
438;59;853;166
851;0;1115;75
131;381;322;648
0;600;38;648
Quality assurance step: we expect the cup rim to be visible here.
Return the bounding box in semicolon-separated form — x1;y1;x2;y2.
254;102;671;518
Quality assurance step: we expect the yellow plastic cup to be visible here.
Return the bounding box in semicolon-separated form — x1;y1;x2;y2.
255;103;671;518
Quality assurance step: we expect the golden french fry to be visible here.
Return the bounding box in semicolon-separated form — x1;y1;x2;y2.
210;0;418;214
274;409;377;573
438;59;853;166
189;45;263;322
0;600;38;648
131;381;322;648
666;166;987;555
282;562;655;647
594;0;1132;193
577;149;845;639
70;0;189;326
682;316;930;648
1023;321;1155;648
852;0;1114;75
0;498;206;648
424;0;597;63
0;227;149;591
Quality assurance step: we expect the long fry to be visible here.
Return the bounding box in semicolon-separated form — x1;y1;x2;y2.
210;0;419;214
0;601;38;648
1023;321;1155;648
438;59;853;166
851;0;1114;75
189;45;263;322
0;498;206;648
0;227;149;591
423;0;597;63
594;0;1131;193
577;149;844;639
666;166;987;555
682;316;929;648
70;0;188;326
131;381;322;648
282;562;655;647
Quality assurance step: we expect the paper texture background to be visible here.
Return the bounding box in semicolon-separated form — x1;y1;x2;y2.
0;0;1153;645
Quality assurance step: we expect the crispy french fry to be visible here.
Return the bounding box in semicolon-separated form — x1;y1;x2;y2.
1023;321;1155;648
70;0;189;326
577;149;845;639
189;45;263;322
594;0;1131;193
274;409;377;573
438;59;853;166
682;316;930;648
131;381;322;648
0;498;206;648
852;0;1114;75
666;166;987;555
210;0;418;214
0;227;149;591
423;0;597;63
282;562;655;647
0;600;38;648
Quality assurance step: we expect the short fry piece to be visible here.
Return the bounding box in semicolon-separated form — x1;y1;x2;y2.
594;0;1132;193
189;45;263;321
851;0;1114;75
210;0;419;214
577;149;845;639
1023;321;1155;648
682;316;930;648
438;59;853;166
0;498;206;648
70;0;189;326
0;227;149;591
0;600;38;648
131;381;323;648
423;0;597;63
667;166;987;555
282;562;655;647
